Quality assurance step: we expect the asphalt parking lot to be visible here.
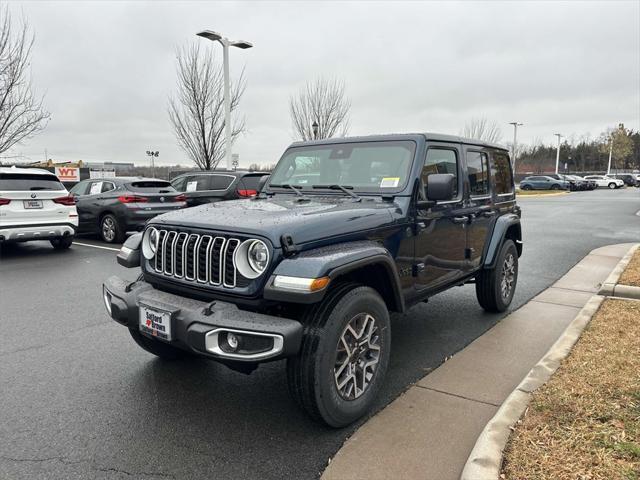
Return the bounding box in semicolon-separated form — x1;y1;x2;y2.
1;189;638;480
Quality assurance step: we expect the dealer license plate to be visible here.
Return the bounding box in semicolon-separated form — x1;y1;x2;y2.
23;200;43;209
139;304;172;341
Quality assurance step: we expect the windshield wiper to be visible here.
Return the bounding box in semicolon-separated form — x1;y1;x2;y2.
268;183;304;197
312;184;360;200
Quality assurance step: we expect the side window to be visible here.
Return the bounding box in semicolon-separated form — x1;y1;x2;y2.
171;177;187;192
101;182;115;193
490;152;513;195
69;181;89;196
466;151;489;196
422;148;458;197
208;175;234;190
184;176;209;192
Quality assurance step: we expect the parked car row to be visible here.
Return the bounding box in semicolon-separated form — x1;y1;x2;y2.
519;173;629;191
0;167;271;248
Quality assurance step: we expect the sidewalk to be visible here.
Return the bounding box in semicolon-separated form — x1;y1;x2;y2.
322;243;638;480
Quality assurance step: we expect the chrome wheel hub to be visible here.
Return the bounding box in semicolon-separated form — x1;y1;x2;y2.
334;313;381;401
500;253;516;300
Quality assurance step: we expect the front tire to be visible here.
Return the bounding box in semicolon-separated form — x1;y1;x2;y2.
551;184;561;190
128;327;187;360
521;184;531;191
287;284;391;428
475;239;518;313
100;214;125;243
50;236;74;249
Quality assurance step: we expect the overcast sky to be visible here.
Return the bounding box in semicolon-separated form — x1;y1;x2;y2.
4;0;639;168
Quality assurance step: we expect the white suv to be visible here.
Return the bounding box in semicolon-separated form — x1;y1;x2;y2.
0;167;78;249
583;175;625;189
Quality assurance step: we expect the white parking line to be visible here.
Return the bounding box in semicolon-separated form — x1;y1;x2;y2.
73;241;120;252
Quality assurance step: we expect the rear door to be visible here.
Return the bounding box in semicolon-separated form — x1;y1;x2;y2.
464;148;494;270
0;172;71;227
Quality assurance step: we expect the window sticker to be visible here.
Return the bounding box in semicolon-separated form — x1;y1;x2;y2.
186;181;198;192
89;182;103;195
380;177;400;188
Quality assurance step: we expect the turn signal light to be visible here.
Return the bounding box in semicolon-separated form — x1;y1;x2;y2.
237;189;258;197
53;196;76;206
0;198;11;205
118;195;148;203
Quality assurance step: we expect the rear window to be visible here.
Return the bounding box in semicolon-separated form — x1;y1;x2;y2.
126;181;175;193
0;173;65;191
490;152;513;195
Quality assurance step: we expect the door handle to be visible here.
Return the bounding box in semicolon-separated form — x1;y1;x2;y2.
451;216;468;224
481;210;496;218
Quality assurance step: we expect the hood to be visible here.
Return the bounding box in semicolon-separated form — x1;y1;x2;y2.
151;195;397;247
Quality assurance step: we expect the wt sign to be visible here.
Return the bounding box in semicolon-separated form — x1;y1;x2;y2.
55;167;80;182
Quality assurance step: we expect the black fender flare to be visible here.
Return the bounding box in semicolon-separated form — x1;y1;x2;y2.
482;214;522;269
263;240;405;312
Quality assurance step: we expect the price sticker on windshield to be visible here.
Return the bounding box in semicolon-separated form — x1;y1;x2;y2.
380;177;400;188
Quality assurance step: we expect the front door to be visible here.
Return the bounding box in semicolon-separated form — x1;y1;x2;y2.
414;143;468;292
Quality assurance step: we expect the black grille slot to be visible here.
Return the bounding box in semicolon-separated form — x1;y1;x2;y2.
197;236;212;283
154;230;167;272
209;237;225;285
174;233;187;277
224;239;240;287
164;231;176;275
185;235;198;280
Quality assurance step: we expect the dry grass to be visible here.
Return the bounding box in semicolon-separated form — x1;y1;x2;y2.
502;298;640;480
619;248;640;287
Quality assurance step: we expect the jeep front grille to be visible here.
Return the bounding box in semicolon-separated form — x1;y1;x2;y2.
153;229;241;288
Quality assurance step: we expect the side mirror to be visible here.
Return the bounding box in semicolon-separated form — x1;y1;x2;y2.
425;174;456;202
257;175;270;193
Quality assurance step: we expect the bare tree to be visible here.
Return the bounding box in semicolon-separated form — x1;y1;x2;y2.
461;117;503;143
289;77;350;141
168;43;245;171
0;5;50;155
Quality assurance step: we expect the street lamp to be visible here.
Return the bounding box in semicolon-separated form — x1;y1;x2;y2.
197;30;253;170
312;121;319;140
509;122;523;173
606;136;613;175
553;133;562;174
146;150;159;178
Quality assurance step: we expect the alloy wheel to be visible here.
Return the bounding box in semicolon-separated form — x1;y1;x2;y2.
334;313;381;401
500;253;516;300
102;217;116;242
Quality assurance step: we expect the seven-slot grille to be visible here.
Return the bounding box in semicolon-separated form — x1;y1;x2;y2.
153;229;241;288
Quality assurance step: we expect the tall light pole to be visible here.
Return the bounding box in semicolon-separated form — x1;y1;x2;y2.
146;150;159;178
553;133;562;174
606;136;613;175
197;30;252;170
509;122;523;173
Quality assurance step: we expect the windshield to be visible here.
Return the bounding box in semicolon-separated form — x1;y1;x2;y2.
268;141;416;193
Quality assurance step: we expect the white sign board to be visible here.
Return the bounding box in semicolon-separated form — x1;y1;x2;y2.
186;181;198;192
90;170;116;179
54;166;80;182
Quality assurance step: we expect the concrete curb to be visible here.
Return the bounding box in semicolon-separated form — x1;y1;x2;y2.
515;191;569;198
459;294;604;480
460;242;639;480
598;244;640;299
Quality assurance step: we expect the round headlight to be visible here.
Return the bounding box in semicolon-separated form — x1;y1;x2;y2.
248;240;269;273
234;239;269;279
142;227;158;260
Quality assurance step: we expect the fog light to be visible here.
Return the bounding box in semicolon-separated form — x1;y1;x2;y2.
103;288;112;316
227;332;239;351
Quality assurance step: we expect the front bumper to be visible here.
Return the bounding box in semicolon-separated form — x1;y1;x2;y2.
103;275;303;362
0;222;77;242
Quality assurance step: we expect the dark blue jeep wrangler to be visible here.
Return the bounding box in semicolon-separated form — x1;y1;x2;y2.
103;133;522;427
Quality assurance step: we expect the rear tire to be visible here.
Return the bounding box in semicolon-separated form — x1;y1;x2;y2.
287;283;391;428
100;214;125;243
50;236;74;249
475;239;518;313
128;327;187;360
